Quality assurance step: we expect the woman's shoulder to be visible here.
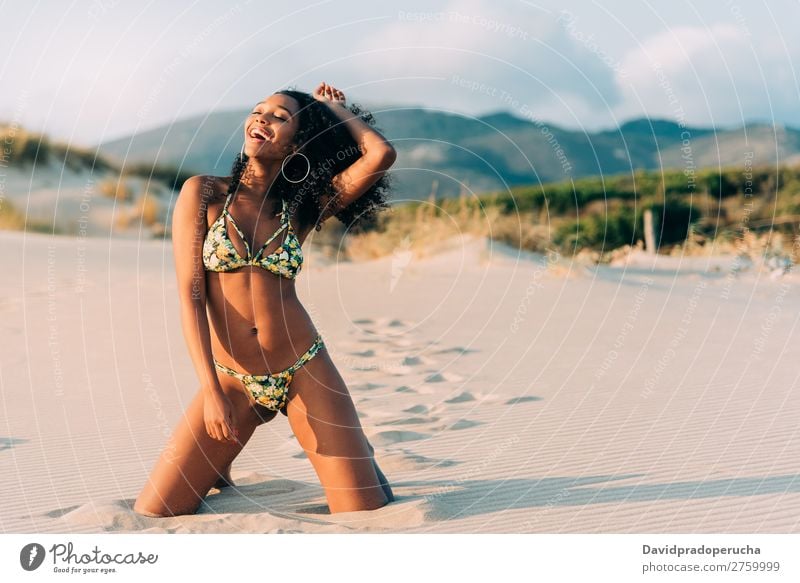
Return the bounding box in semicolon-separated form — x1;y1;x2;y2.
179;175;229;205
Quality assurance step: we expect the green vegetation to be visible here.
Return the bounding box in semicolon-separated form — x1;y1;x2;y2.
3;120;798;263
418;163;800;260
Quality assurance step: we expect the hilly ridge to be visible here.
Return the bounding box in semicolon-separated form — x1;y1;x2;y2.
95;105;800;201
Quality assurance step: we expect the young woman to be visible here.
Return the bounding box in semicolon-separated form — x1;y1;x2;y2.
133;82;397;516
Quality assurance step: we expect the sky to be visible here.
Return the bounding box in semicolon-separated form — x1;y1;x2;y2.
2;0;799;146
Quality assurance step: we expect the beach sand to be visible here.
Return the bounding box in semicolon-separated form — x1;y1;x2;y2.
1;229;799;533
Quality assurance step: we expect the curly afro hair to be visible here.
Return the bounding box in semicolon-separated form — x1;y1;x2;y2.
225;86;395;234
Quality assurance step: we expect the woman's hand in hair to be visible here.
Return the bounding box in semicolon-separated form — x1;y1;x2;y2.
313;81;347;107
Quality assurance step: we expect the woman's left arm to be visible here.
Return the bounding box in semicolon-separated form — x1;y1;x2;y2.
314;82;397;222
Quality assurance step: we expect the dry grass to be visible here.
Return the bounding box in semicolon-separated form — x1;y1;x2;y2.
596;228;800;271
343;190;800;276
115;194;161;232
0;199;26;230
99;175;135;202
0;198;61;233
345;188;571;262
678;228;800;264
345;192;508;261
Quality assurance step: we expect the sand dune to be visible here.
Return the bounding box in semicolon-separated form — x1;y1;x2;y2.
1;229;799;533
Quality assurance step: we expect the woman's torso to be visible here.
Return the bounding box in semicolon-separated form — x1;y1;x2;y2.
202;175;318;374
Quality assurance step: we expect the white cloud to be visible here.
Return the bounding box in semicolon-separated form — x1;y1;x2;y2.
614;23;800;128
345;0;622;129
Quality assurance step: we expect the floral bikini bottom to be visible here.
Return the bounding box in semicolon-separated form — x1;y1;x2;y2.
213;333;325;414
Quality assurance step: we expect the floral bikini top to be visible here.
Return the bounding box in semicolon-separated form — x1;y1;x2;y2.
202;188;302;279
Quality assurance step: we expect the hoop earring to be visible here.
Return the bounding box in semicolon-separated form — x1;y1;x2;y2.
240;142;247;161
281;151;310;184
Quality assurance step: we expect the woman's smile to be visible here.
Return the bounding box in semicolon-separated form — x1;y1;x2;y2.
247;125;273;144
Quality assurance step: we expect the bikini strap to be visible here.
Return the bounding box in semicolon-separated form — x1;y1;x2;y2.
250;199;290;260
285;334;324;374
222;189;235;214
281;198;295;232
280;198;289;222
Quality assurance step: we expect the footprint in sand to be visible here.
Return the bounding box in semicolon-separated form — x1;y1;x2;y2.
353;365;383;372
383;355;437;376
431;419;485;431
356;328;377;336
43;504;81;518
385;364;416;375
403;404;428;414
377;449;460;471
375;317;416;330
444;391;475;403
352;317;418;339
351;382;385;391
424;372;464;383
0;437;29;451
350;350;425;373
395;385;417;393
505;396;542;405
370;430;431;446
451;419;483;430
433;346;479;356
401;355;437;366
375;416;440;426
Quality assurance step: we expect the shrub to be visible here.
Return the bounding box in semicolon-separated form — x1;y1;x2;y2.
99;176;135;202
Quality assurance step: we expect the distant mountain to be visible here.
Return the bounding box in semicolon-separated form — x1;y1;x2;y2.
95;105;800;201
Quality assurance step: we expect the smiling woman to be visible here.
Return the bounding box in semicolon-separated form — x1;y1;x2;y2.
132;82;398;517
252;86;396;235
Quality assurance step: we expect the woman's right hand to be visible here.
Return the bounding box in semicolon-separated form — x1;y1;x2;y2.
203;388;240;444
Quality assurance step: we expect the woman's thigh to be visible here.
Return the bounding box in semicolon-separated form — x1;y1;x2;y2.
284;344;389;513
133;378;275;517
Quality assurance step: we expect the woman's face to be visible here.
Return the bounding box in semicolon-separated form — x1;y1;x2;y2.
243;93;300;159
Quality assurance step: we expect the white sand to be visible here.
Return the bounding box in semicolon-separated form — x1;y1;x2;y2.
1;229;799;533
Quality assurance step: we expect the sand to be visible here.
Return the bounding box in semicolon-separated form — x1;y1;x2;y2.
1;229;799;533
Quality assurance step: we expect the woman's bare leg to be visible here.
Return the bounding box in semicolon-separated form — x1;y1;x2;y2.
285;345;392;513
133;380;276;517
365;439;394;502
213;463;234;489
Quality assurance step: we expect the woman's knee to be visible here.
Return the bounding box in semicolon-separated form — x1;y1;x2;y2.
132;502;173;518
132;488;200;518
132;475;212;519
326;481;391;513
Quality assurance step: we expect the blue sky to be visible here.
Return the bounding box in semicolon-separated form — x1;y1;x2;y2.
2;0;799;145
